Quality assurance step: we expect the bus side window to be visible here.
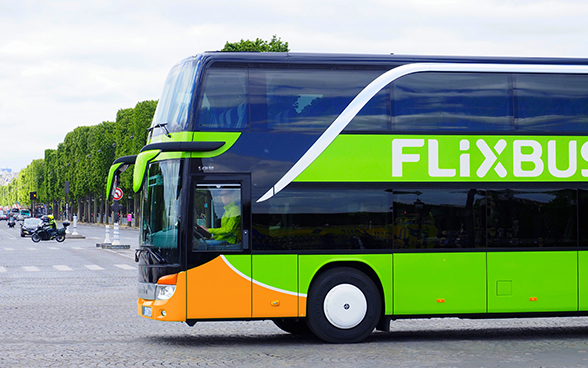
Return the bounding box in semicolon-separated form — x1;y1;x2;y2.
197;68;249;130
392;72;512;132
261;69;383;131
515;74;588;133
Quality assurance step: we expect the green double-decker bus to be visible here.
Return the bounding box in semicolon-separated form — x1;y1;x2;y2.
108;52;588;343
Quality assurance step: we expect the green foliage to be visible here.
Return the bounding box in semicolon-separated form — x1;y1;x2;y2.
0;100;157;208
116;101;158;191
221;35;289;52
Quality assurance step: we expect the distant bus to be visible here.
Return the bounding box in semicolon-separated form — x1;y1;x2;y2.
107;52;588;343
20;209;31;218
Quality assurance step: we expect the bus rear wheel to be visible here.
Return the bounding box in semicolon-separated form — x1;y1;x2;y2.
306;267;381;343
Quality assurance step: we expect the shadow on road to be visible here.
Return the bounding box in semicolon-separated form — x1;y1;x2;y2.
143;323;588;346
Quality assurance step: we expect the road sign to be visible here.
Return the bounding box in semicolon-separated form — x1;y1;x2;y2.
113;187;123;201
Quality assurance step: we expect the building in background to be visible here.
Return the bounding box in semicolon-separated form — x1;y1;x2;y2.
1;168;17;186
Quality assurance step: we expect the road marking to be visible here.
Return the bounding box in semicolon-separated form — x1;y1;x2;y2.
71;247;83;249
23;266;40;272
54;265;73;271
0;266;6;273
27;247;38;251
48;247;59;250
4;247;14;251
115;264;135;270
85;265;104;271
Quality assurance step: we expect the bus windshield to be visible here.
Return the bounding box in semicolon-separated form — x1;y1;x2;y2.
149;56;201;138
140;160;182;264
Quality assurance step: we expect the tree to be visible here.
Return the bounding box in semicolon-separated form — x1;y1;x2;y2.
221;35;289;52
0;100;157;215
87;121;116;197
115;100;158;192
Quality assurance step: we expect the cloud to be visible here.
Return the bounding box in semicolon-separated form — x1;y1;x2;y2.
2;0;588;171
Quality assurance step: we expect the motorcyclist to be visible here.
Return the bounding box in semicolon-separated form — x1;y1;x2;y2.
42;215;58;235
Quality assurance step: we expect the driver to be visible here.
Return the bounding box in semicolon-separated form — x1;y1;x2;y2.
198;190;241;246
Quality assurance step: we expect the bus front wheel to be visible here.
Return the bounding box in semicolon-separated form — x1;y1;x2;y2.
306;267;381;343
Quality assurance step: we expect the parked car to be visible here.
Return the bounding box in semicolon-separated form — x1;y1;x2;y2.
20;217;42;237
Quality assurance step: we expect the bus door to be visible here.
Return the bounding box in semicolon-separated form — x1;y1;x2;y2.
186;175;252;319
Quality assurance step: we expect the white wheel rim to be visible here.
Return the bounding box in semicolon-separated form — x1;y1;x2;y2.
323;284;367;329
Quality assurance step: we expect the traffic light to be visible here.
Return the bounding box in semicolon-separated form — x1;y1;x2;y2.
30;192;37;201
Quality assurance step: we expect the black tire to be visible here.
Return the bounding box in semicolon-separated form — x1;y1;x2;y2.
56;234;65;242
31;233;41;243
306;267;381;343
272;318;311;335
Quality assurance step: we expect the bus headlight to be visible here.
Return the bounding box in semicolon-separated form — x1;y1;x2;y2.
155;285;176;300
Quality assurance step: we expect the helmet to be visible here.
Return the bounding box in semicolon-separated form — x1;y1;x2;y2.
48;215;54;220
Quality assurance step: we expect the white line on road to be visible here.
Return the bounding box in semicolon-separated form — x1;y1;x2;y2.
0;266;6;272
54;265;73;271
85;265;104;270
4;247;14;251
115;264;135;270
23;266;40;272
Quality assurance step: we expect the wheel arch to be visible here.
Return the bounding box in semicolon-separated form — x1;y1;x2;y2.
306;260;386;321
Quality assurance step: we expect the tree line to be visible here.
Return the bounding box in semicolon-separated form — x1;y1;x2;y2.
0;100;157;223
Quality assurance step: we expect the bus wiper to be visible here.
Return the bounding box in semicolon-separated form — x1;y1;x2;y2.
147;122;172;138
134;246;166;264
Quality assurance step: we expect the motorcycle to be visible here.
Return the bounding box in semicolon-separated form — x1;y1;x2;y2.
31;221;70;243
7;217;16;228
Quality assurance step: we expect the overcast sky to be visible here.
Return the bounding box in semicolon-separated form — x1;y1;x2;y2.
2;0;588;172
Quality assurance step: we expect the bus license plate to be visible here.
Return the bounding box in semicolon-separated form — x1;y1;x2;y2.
143;306;152;317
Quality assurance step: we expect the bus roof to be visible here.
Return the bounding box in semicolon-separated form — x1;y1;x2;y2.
193;51;588;68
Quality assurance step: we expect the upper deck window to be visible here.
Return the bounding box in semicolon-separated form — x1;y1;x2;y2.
253;68;383;131
515;74;588;133
392;72;513;132
197;68;249;130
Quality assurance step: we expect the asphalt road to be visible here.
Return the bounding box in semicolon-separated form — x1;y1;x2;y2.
2;222;588;367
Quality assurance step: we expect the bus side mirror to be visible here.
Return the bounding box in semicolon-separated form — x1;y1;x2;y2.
106;155;137;200
133;150;162;193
